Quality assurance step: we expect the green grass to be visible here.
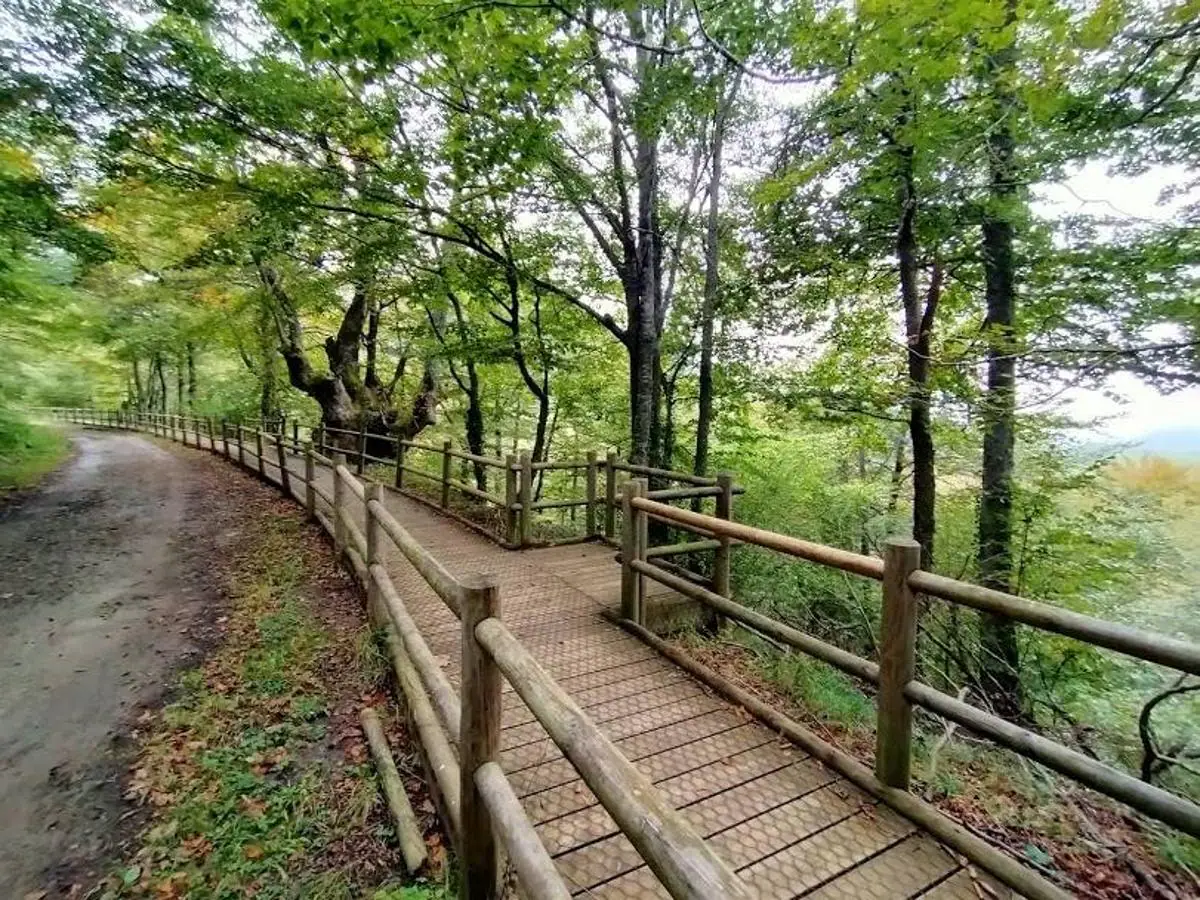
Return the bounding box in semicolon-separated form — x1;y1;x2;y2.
0;417;69;492
99;515;448;900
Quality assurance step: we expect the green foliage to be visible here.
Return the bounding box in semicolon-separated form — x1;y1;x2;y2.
0;411;69;491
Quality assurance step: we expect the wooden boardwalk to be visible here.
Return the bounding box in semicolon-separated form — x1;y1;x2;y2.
240;439;1015;898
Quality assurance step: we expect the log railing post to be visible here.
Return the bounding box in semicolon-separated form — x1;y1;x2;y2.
714;472;734;598
585;451;598;537
504;454;518;545
316;423;326;458
275;431;291;496
460;575;501;900
221;420;229;457
292;420;300;454
357;421;368;475
876;537;922;790
237;423;245;467
605;451;617;538
395;440;406;489
194;416;202;447
304;442;316;519
441;439;453;508
519;451;533;547
255;428;266;477
333;452;347;557
365;483;382;612
621;479;648;624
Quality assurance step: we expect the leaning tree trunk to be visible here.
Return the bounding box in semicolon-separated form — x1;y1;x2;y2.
977;0;1023;720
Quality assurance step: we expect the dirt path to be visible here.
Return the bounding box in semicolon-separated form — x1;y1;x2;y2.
0;432;232;897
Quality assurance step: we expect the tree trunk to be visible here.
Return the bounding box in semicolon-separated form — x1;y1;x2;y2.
257;258;436;453
132;358;144;410
175;358;183;413
977;0;1023;718
186;342;196;411
695;72;740;479
155;353;167;413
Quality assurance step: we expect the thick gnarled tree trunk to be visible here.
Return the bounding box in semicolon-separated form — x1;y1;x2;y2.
256;259;437;455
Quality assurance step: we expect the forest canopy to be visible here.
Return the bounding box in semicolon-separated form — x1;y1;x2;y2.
2;0;1200;886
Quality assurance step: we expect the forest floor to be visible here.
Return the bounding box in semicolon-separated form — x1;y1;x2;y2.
0;432;447;900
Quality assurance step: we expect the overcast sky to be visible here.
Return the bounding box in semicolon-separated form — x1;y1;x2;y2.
1035;163;1200;442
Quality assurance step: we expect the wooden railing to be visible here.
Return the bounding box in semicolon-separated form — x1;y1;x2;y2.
57;407;753;900
617;485;1200;847
53;409;743;556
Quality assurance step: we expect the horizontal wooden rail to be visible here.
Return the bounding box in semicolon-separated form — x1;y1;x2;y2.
644;539;722;558
633;496;884;578
610;615;1071;900
368;498;463;615
622;492;1200;844
910;570;1200;675
633;559;881;683
614;461;719;486
904;680;1200;837
473;762;570;900
646;485;723;501
530;459;589;471
446;446;505;468
529;496;590;511
370;563;462;737
311;481;333;507
474;616;752;900
335;464;366;501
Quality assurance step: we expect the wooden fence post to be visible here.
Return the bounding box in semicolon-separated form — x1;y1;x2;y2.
304;442;316;519
275;431;291;496
504;454;518;545
365;483;382;612
585;451;598;537
357;421;368;475
519;451;532;547
221;420;229;457
441;439;453;508
237;423;245;467
876;537;922;790
255;428;266;477
605;451;617;538
395;440;405;489
316;423;326;458
620;479;647;623
460;575;501;900
714;473;734;598
333;452;347;557
292;420;300;454
194;416;202;447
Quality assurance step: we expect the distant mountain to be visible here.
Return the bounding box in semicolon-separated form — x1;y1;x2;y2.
1127;426;1200;459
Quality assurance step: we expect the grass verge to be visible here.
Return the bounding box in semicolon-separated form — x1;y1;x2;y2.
0;416;69;493
98;503;449;900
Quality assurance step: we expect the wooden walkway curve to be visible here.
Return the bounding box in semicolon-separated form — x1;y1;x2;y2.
164;428;1023;899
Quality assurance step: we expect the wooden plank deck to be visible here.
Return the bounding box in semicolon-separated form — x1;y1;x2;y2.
233;439;1017;899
